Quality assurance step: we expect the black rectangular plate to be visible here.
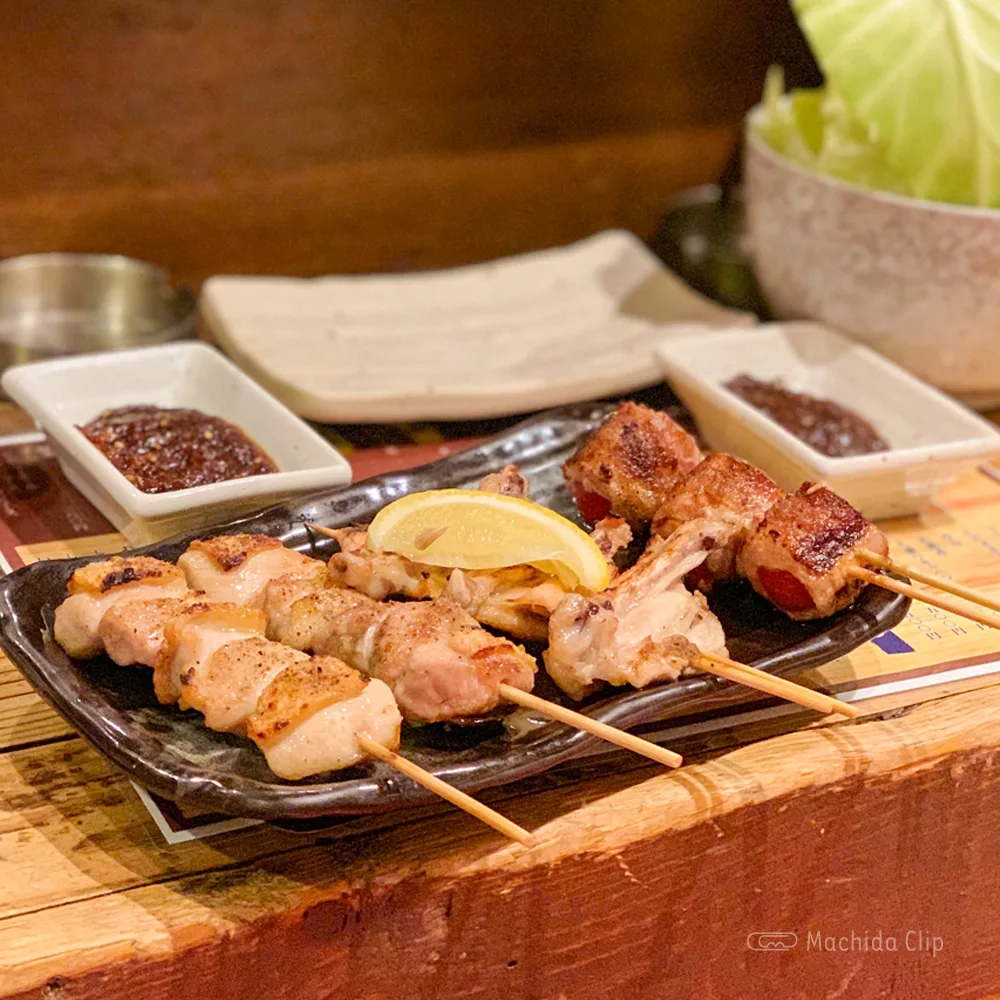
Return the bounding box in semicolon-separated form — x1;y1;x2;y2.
0;403;908;819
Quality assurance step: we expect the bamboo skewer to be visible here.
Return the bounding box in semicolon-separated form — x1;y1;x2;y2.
697;651;858;719
861;550;1000;616
848;566;1000;631
498;684;683;767
355;733;534;846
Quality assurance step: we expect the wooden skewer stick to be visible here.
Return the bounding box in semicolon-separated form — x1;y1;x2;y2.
498;683;683;767
861;550;1000;616
356;733;534;846
848;566;1000;631
697;651;858;719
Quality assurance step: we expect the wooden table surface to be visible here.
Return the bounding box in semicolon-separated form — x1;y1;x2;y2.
4;411;1000;1000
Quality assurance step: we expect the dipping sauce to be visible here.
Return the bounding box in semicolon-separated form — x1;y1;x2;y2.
724;375;889;458
79;405;278;494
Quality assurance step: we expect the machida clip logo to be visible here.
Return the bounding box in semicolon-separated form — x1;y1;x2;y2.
746;932;798;951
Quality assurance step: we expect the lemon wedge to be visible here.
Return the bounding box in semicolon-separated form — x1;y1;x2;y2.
365;489;611;592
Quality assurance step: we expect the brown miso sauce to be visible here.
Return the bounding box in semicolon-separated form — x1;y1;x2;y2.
724;375;889;458
79;405;278;494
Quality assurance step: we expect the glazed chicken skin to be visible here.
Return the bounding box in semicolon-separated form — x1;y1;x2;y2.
738;483;889;620
247;656;401;780
266;580;537;723
651;454;786;589
178;534;324;609
545;519;730;699
54;556;191;659
563;402;702;526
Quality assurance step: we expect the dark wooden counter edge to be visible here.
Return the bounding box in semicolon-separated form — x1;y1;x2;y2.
7;684;1000;1000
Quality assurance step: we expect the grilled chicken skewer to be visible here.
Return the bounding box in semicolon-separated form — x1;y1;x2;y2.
57;575;403;772
62;581;531;841
565;407;993;626
544;514;857;716
313;467;631;642
266;583;539;723
545;519;730;699
266;577;682;765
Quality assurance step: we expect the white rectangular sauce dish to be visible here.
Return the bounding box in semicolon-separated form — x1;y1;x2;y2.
2;342;353;544
657;323;1000;520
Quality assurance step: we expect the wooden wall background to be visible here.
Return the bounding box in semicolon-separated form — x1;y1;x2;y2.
0;1;818;286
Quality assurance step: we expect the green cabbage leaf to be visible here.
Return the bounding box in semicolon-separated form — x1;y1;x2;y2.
760;0;1000;206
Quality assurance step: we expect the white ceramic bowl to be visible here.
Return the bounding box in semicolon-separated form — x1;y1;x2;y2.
744;114;1000;409
2;343;353;544
657;323;1000;520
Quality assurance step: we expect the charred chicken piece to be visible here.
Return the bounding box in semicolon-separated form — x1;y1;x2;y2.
266;581;537;723
152;603;267;706
737;483;889;620
545;520;730;699
326;526;447;601
652;453;786;590
478;464;531;499
563;402;702;526
180;635;310;734
99;593;208;667
247;656;401;780
178;533;324;609
54;556;191;659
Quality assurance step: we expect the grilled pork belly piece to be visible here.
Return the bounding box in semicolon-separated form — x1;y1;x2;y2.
178;534;324;608
652;454;786;589
563;402;702;526
545;520;729;699
247;656;401;779
738;484;889;620
267;582;537;723
152;604;267;705
478;464;531;499
54;556;190;658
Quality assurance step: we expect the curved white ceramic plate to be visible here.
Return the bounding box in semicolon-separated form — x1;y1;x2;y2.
200;230;753;423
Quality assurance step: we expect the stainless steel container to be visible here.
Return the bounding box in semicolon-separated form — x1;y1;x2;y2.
0;253;197;378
